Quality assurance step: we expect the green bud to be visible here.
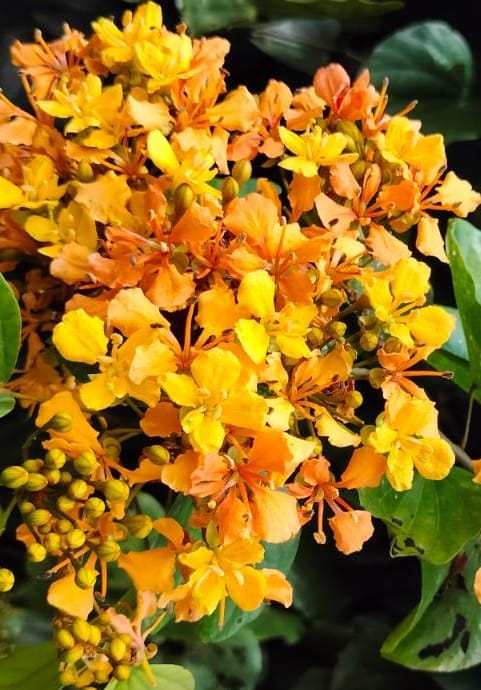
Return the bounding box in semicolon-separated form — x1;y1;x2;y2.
232;159;252;186
0;465;29;488
72;618;91;643
75;567;98;590
26;509;51;527
46;413;73;432
68;479;90;501
96;540;121;563
144;445;170;465
103;479;129;504
66;528;87;549
173;182;194;217
73;452;99;477
45;449;67;469
123;514;153;539
221;176;239;205
109;637;127;662
24;473;48;492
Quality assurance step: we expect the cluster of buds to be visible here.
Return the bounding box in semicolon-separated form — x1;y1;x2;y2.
0;1;480;687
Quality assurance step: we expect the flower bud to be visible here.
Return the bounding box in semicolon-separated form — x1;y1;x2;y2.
347;390;363;409
75;567;98;590
23;459;43;472
0;465;29;488
68;479;90;501
109;637;127;662
360;332;378;352
383;336;402;354
76;669;95;688
45;449;67;469
84;497;106;520
368;368;387;389
173;182;194;217
327;321;347;339
59;668;77;686
61;644;84;664
27;543;47;562
123;514;153;539
144;445;170;465
320;288;344;308
72;618;91;643
96;540;121;563
44;533;62;554
114;665;131;681
24;473;48;492
77;160;94;183
57;494;76;512
102;437;121;459
56;518;73;534
26;509;51;527
19;501;35;515
66;528;87;549
74;452;99;477
46;412;73;432
232;159;252;186
56;628;75;649
221;176;239;205
103;479;129;504
44;468;61;485
0;568;14;592
88;624;102;647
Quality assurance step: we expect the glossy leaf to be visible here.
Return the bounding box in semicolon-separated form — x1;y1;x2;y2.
106;664;194;690
446;219;481;393
368;22;480;143
0;393;15;418
359;468;481;564
382;542;481;670
0;642;59;690
0;273;21;384
176;0;256;35
248;606;304;643
251;18;346;74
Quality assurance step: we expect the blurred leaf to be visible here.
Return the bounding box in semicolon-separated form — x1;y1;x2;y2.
251;18;347;74
257;0;403;19
431;666;481;689
368;22;480;144
106;664;194;690
0;642;59;690
248;606;304;643
176;0;256;34
382;541;481;670
447;219;481;394
0;393;15;418
0;273;21;385
135;491;165;520
359;468;481;564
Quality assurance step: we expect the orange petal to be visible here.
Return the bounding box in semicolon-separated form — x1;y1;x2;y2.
263;568;293;607
140;401;181;437
118;548;176;593
339;447;386;489
47;571;94;619
328;510;374;555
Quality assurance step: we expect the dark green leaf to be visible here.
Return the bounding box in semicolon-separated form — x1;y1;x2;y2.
248;606;304;643
106;664;194;690
368;22;477;143
0;393;15;418
257;0;403;20
176;0;256;35
447;219;481;393
382;541;481;670
0;273;21;385
251;18;346;74
0;642;59;690
359;468;481;564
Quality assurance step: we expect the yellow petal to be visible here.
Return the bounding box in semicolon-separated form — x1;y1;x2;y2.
235;319;270;364
52;309;108;364
225;566;266;612
386;444;414;491
191;348;241;393
276;334;311;359
80;373;116;411
221;392;268;430
189;416;225;453
162;373;199;407
412;437;454;480
0;176;23;208
408;305;455;348
237;270;275;320
147;129;179;173
129;340;177;385
108;287;169;336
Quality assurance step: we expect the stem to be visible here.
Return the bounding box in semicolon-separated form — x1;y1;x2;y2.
461;389;475;450
0;497;17;536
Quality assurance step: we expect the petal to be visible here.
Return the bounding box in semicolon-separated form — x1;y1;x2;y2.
162;373;198;407
263;568;293;607
413;437;454;480
52;309;108;364
118;548;176;593
251;486;301;543
147;129;179;173
386;444;414;491
235;319;269;364
189;417;225;453
191;347;241;393
140;401;181;437
107;287;169;336
328;510;374;554
225;566;266;611
221;392;268;430
160;450;199;493
80;373;117;411
47;571;94;619
339;447;387;489
237;270;275;320
0;176;23;208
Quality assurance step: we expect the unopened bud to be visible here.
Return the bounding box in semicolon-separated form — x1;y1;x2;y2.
19;501;35;515
360;332;378;352
103;479;129;504
61;644;84;664
335;120;364;152
347;390;363;409
56;628;75;649
144;445;170;465
76;669;95;688
146;642;158;659
327;321;347;339
221;176;239;205
66;528;87;549
68;479;90;501
44;468;61;485
0;465;29;488
27;543;47;562
123;514;153;539
0;568;14;592
72;618;91;643
74;452;99;477
75;567;98;590
84;497;105;520
25;473;48;492
109;637;127;662
88;624;102;646
368;368;387;389
360;424;376;445
321;289;344;308
173;183;194;217
383;336;402;354
114;665;131;681
57;494;76;512
45;449;67;469
77;160;94;183
96;540;121;563
26;509;51;527
56;518;73;534
44;532;62;554
23;458;44;472
232;159;252;186
46;412;73;432
102;436;121;459
59;668;77;686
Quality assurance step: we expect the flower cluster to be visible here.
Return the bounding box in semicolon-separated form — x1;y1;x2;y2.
0;2;479;686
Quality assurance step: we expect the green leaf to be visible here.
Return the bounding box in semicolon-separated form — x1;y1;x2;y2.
447;219;481;393
359;467;481;564
0;273;21;385
248;606;304;643
176;0;256;35
367;22;479;144
382;541;481;670
0;642;59;690
0;393;15;418
251;18;345;74
106;664;194;690
257;0;403;20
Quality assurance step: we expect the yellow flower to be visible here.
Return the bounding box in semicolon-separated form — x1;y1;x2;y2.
161;347;268;453
235;269;316;363
52;309;108;365
278;125;357;177
365;388;454;491
24;200;97;258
